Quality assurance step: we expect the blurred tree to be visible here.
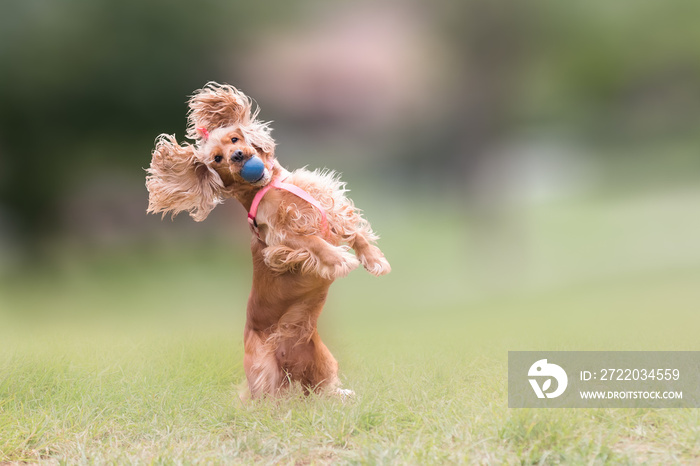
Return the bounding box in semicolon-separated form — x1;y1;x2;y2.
1;0;699;260
0;0;295;255
404;0;700;186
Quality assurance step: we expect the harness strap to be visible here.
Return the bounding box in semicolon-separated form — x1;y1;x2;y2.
247;178;329;240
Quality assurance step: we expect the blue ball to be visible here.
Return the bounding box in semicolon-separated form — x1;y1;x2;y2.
240;156;266;182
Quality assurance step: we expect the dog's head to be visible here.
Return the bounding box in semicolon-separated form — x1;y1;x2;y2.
146;83;276;221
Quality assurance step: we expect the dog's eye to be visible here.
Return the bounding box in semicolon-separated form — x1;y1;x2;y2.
214;155;223;163
231;137;239;144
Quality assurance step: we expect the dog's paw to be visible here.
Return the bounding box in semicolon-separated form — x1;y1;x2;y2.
359;246;391;276
363;256;391;276
316;245;360;280
334;387;355;401
262;245;311;274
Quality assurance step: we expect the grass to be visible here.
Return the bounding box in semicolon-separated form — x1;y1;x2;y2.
1;187;700;464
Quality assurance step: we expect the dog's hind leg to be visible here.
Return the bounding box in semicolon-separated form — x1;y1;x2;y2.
307;331;342;393
308;332;355;399
244;328;283;399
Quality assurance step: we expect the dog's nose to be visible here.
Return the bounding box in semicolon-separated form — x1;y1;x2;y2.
231;150;245;163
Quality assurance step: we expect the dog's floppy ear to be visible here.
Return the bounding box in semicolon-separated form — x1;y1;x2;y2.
146;134;223;221
240;122;276;158
186;82;253;140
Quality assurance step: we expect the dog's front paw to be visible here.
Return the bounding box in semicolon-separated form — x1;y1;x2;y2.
316;245;360;280
365;256;391;276
262;245;311;274
359;245;391;276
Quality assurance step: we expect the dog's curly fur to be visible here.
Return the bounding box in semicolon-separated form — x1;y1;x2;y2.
146;82;390;399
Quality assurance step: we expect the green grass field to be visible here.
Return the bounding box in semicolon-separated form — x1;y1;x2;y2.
2;188;700;464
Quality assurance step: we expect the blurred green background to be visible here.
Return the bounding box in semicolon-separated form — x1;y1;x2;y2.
1;0;700;344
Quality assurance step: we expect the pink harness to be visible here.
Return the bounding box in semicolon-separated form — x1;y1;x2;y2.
247;177;329;241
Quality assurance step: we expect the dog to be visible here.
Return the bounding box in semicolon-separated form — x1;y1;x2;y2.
146;82;390;399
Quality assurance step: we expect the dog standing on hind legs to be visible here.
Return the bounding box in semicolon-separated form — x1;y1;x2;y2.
146;82;390;399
